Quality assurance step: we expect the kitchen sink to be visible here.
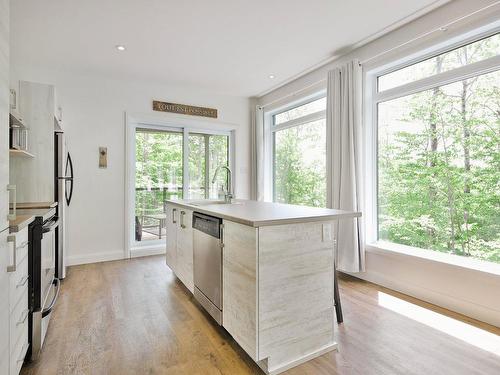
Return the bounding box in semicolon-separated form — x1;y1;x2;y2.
189;200;244;207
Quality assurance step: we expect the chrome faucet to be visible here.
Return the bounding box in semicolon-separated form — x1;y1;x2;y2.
212;166;233;203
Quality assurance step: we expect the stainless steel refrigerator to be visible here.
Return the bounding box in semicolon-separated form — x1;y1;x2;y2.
55;130;73;280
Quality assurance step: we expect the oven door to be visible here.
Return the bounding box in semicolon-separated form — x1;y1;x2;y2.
31;217;61;360
41;218;58;302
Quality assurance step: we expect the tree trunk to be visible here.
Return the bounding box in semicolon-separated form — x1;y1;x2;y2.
460;48;471;256
440;134;456;252
427;56;442;245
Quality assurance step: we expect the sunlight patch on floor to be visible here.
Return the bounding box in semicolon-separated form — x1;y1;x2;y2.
377;291;500;356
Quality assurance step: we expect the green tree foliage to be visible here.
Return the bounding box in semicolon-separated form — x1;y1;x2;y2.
379;37;500;263
274;120;326;207
135;131;229;218
135;131;183;218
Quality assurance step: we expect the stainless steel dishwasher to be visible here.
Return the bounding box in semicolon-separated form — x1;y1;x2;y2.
192;212;223;324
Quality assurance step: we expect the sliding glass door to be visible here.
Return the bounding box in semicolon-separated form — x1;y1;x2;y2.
188;133;229;199
132;126;231;247
135;128;183;242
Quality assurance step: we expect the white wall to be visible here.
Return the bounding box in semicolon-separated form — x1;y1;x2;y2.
0;0;9;231
258;0;500;327
10;65;251;266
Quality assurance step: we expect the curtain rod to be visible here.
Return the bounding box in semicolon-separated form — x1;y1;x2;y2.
360;1;500;65
259;1;499;110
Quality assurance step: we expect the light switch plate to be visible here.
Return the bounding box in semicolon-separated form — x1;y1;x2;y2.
322;223;332;242
99;147;108;168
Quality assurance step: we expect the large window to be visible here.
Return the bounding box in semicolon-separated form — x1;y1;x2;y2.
272;96;327;207
374;32;500;264
188;133;229;199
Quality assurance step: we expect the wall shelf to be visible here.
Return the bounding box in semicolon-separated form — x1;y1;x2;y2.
9;112;27;129
9;149;35;158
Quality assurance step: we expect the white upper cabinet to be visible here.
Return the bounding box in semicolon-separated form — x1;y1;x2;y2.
9;81;55;203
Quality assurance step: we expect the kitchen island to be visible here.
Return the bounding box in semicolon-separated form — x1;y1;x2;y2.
164;199;361;375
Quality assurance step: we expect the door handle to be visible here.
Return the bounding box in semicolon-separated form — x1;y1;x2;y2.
7;184;16;220
180;211;186;229
7;235;16;272
172;208;177;224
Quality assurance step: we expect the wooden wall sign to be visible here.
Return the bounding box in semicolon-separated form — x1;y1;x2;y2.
153;100;218;118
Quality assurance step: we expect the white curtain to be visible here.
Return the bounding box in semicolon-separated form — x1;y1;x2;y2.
251;105;265;201
326;60;365;272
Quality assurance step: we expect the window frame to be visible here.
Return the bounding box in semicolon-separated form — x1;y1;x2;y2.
365;27;500;249
266;92;327;205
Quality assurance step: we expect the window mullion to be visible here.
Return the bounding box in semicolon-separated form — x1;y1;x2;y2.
204;134;210;199
375;54;500;103
182;128;189;199
273;110;326;132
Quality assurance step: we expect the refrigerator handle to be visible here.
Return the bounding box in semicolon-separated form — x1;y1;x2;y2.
7;184;16;221
66;153;74;206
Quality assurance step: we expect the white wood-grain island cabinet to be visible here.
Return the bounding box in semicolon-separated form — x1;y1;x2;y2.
165;205;194;293
164;200;361;375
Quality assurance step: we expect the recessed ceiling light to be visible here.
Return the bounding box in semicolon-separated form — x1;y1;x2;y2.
439;27;447;32
269;74;275;79
115;45;126;51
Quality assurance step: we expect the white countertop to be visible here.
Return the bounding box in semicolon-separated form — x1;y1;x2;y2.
165;199;361;227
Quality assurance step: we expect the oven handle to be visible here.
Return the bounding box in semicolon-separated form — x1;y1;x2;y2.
42;218;59;233
41;278;61;318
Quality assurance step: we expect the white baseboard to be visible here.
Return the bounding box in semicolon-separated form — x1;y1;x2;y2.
66;250;125;266
66;245;165;267
351;266;500;328
130;245;166;258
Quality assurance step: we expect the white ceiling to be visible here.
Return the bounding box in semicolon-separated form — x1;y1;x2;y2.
10;0;447;97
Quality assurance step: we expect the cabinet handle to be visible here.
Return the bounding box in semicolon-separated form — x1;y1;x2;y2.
7;184;16;221
180;211;186;229
17;309;29;325
17;275;29;288
172;208;177;224
7;235;16;272
219;224;224;249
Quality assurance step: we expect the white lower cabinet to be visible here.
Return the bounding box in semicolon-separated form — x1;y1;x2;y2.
165;205;177;273
7;227;30;375
0;229;11;375
165;204;194;293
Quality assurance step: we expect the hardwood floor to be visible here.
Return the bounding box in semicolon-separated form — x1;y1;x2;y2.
21;256;500;375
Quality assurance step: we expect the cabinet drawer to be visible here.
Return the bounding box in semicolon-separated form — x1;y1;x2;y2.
10;254;29;313
10;323;28;375
10;285;29;353
14;227;29;249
